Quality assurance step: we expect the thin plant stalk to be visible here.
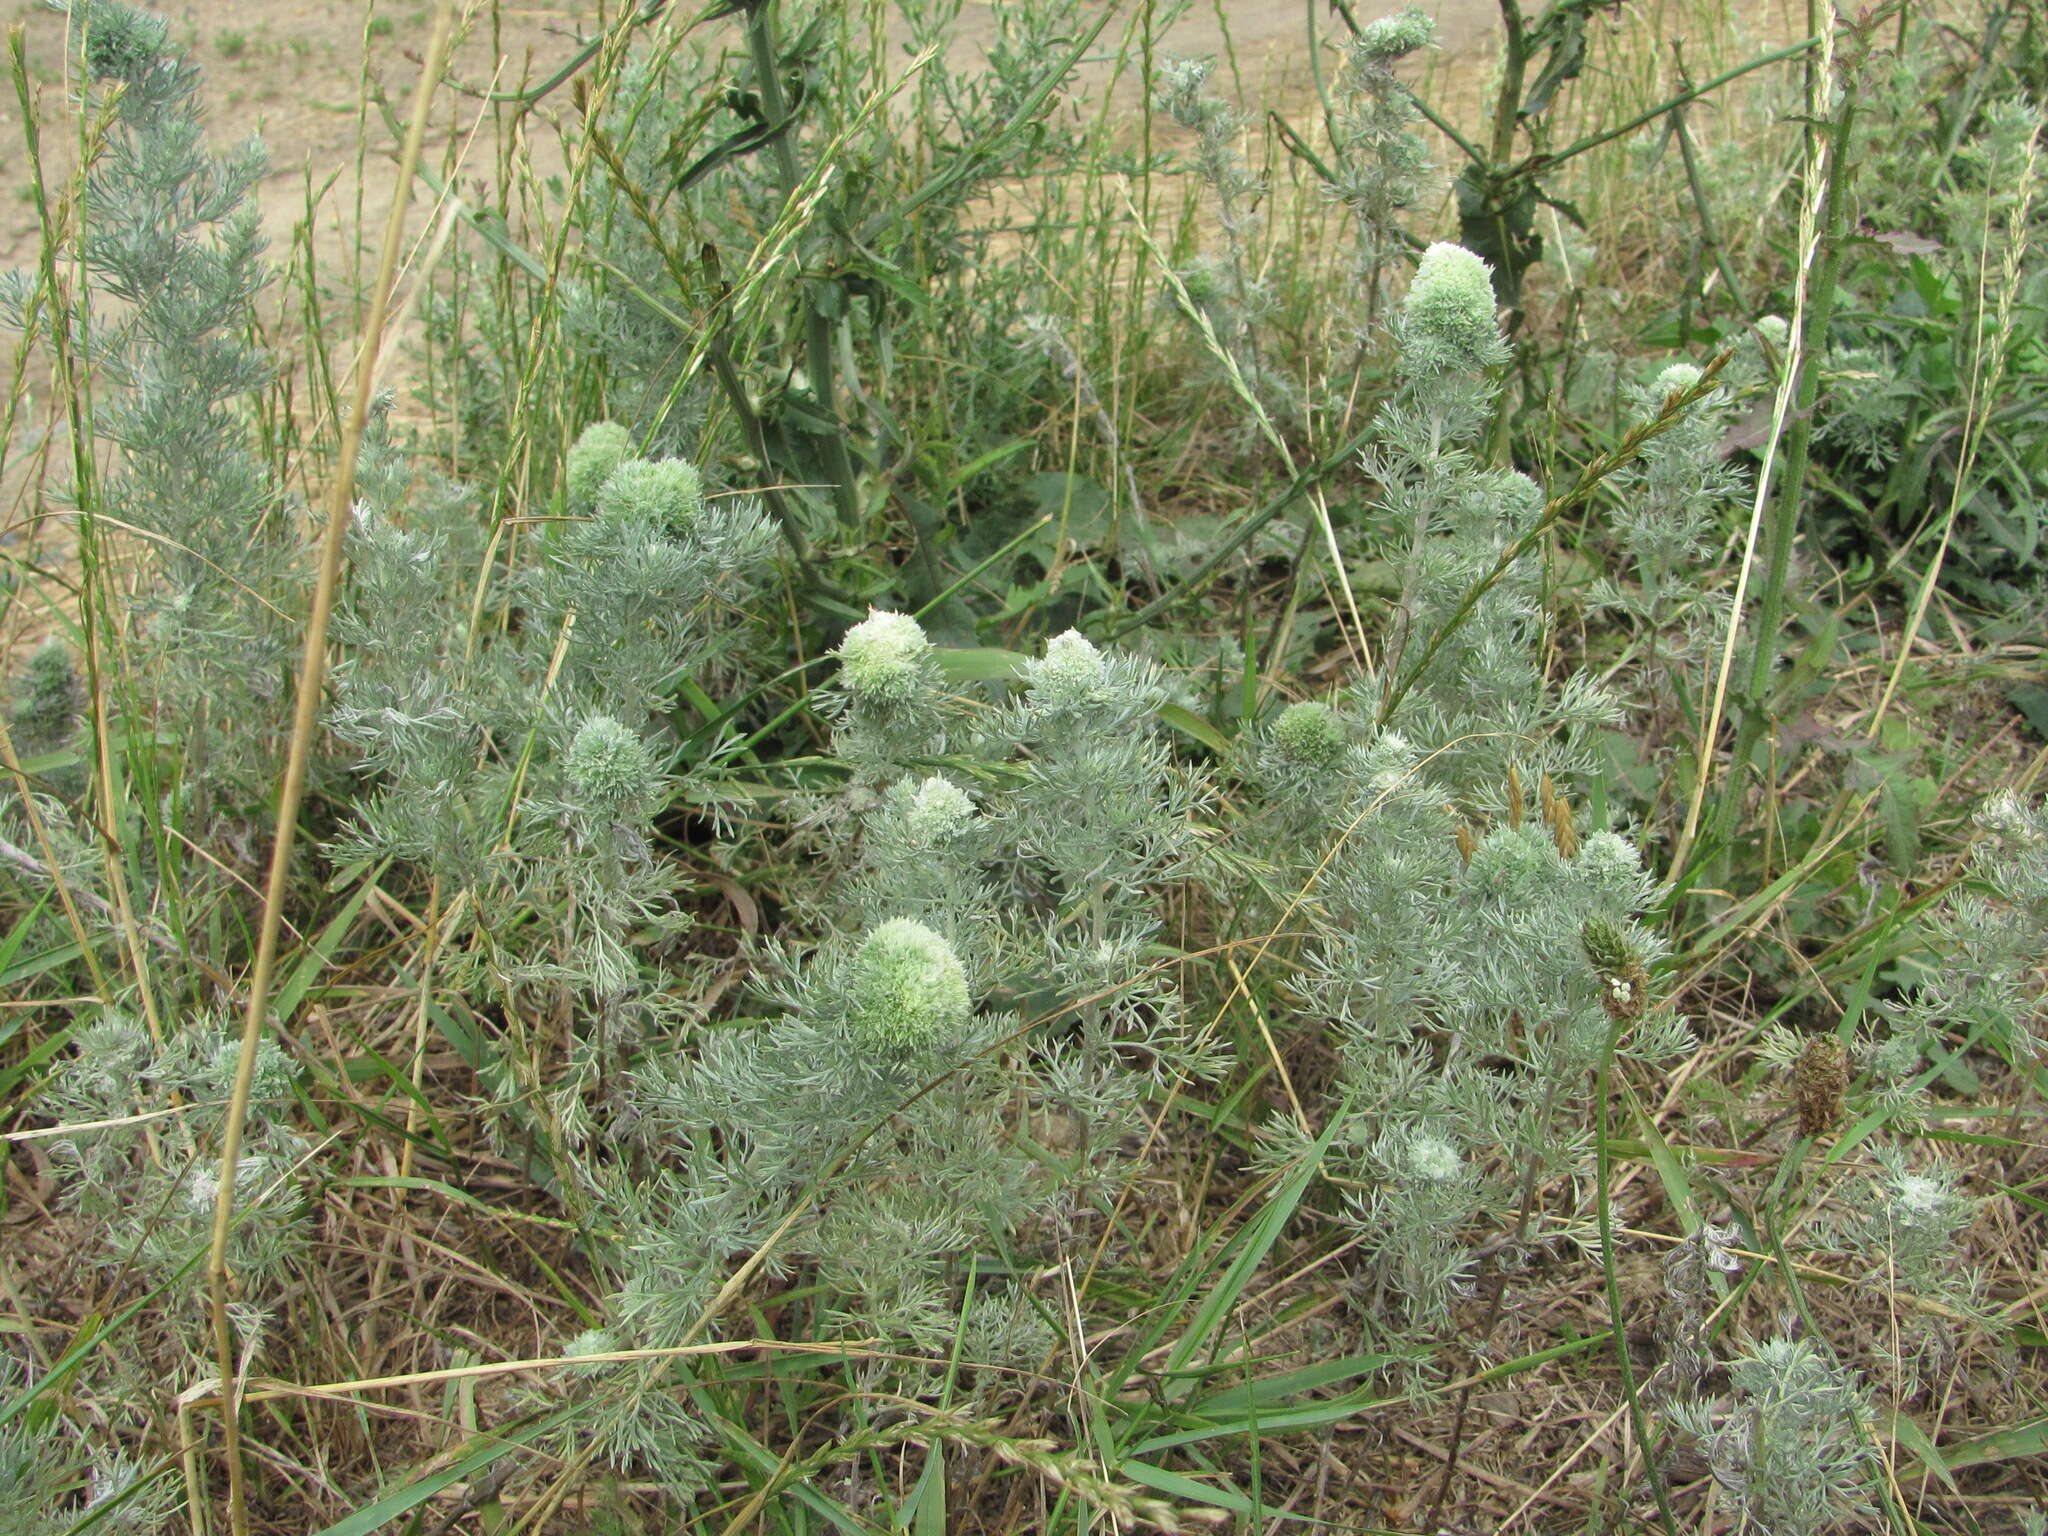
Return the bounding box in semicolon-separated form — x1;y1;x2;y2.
203;12;455;1531
1734;16;1859;743
3;31;116;1012
1122;185;1370;666
1671;13;1852;877
1868;118;2038;732
0;714;115;1004
10;27;161;1036
1670;78;1750;316
744;0;860;531
1596;1011;1682;1536
1376;355;1733;729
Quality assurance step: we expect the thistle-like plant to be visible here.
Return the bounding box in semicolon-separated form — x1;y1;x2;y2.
3;1405;166;1536
37;1011;308;1306
1248;243;1686;1342
0;0;296;803
1667;1337;1880;1536
562;617;1220;1485
1156;57;1264;290
1155;56;1298;420
1830;1147;1985;1390
1592;360;1746;688
1364;243;1621;794
1881;792;2048;1068
329;409;775;1169
1326;8;1437;320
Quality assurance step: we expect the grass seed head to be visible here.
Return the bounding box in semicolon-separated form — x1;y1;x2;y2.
1795;1034;1848;1138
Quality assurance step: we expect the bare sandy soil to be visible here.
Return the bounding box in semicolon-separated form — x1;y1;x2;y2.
0;0;1506;652
0;0;1506;271
0;0;1506;598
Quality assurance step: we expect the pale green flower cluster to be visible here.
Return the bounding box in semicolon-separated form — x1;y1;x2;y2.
898;775;976;846
595;456;706;535
837;609;938;706
566;420;635;514
847;917;974;1050
1026;629;1111;711
1399;242;1508;374
566;715;664;821
1358;6;1435;55
1403;1130;1463;1183
1271;700;1347;767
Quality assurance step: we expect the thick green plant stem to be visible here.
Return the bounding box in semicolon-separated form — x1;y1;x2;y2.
1671;86;1749;317
1487;0;1528;169
744;0;860;532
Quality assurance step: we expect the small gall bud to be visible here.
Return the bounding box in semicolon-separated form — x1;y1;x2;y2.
1357;7;1435;58
1653;363;1705;402
1400;242;1506;373
1405;1129;1462;1183
594;456;705;536
566;421;634;516
1582;917;1649;1023
565;715;663;819
1027;629;1108;711
1271;701;1347;768
901;776;975;845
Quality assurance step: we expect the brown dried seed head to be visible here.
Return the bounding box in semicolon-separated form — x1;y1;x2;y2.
1548;792;1579;859
1455;822;1478;865
1507;763;1524;828
1794;1034;1848;1139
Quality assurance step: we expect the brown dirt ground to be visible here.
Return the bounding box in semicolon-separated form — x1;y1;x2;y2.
0;0;1509;287
0;0;1509;662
